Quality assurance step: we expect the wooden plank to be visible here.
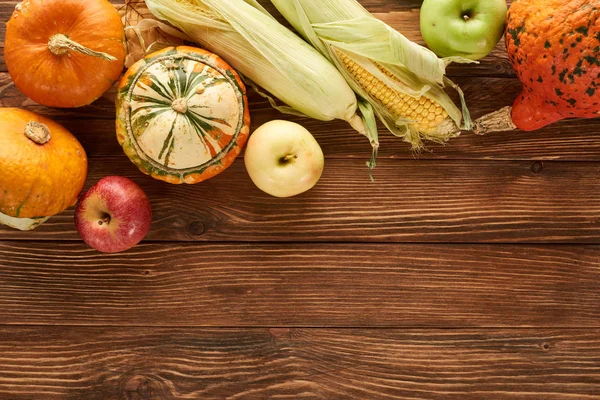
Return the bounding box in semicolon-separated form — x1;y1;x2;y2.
1;158;599;243
0;1;512;77
1;242;600;327
0;327;598;399
2;74;600;161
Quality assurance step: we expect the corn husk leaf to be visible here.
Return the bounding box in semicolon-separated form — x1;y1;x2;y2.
357;98;378;175
144;0;371;141
119;0;191;68
313;17;449;85
271;0;474;150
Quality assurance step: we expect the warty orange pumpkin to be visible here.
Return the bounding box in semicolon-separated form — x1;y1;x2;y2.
506;0;600;130
474;0;600;134
0;109;88;231
4;0;126;108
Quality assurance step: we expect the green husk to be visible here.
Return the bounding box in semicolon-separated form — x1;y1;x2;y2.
144;0;372;140
270;0;473;150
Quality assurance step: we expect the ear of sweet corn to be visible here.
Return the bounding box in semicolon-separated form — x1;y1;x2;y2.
270;0;473;150
144;0;370;137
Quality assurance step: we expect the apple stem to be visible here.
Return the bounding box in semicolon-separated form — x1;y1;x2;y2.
463;14;470;21
98;214;111;226
279;154;298;165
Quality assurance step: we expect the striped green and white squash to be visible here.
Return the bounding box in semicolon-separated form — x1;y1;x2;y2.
116;46;250;184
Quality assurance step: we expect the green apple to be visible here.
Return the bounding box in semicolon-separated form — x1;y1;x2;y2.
420;0;507;61
244;120;324;198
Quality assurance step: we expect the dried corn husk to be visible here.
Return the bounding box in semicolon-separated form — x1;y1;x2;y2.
270;0;473;150
119;0;191;68
144;0;369;140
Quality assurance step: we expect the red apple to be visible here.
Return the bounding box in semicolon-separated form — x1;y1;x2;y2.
75;176;152;253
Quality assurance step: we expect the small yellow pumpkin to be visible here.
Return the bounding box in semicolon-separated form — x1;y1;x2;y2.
0;108;88;230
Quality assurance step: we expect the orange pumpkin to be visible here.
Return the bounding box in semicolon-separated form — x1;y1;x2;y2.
506;0;600;130
4;0;126;108
0;109;88;230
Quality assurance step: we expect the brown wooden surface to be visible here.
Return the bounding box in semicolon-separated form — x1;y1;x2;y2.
1;0;599;399
1;242;600;327
1;327;599;399
2;158;600;243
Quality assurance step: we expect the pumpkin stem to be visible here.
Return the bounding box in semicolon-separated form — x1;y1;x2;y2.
47;33;117;62
473;106;517;135
171;98;188;114
24;121;51;145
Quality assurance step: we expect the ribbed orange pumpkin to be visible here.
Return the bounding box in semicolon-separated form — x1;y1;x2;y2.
0;109;88;230
506;0;600;130
4;0;126;108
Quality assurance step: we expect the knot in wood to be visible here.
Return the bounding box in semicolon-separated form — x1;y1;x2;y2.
188;221;205;236
122;376;153;399
120;374;173;400
541;342;551;351
531;161;544;174
269;328;292;339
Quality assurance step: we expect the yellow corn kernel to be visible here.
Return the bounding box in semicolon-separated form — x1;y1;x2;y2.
336;50;450;133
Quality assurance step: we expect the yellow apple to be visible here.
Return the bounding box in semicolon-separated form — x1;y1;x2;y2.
244;120;324;198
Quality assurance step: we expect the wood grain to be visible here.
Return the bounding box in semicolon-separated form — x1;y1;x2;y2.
0;327;599;399
1;1;598;399
1;158;599;243
1;242;600;327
